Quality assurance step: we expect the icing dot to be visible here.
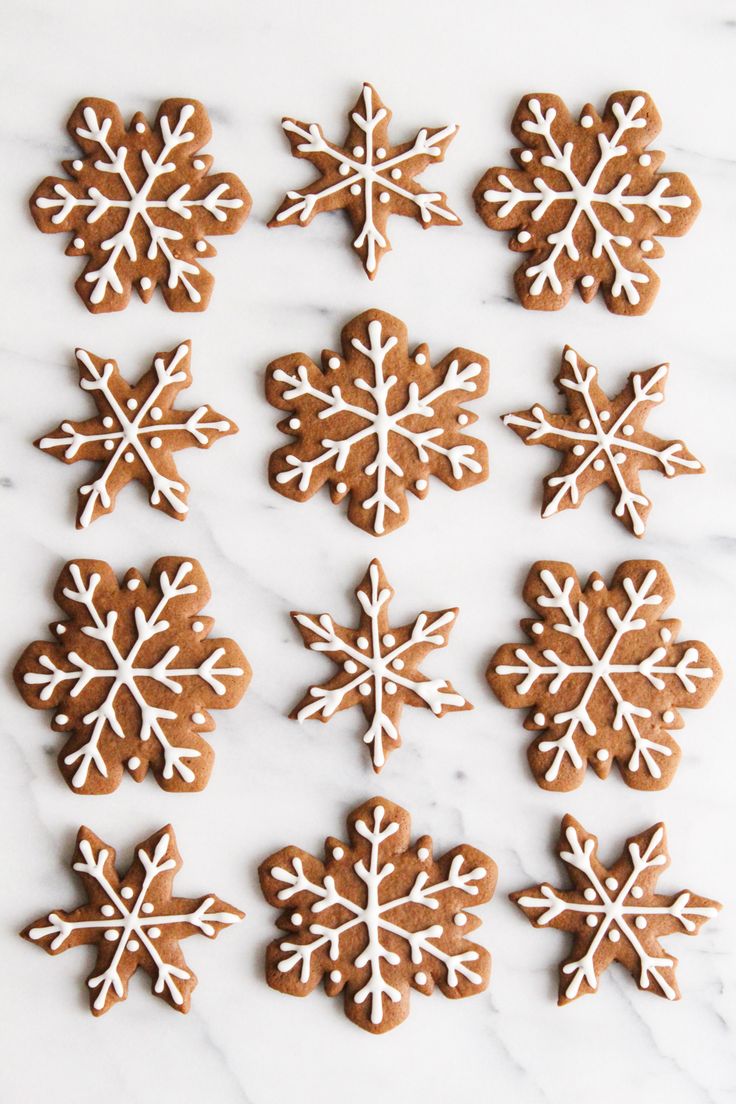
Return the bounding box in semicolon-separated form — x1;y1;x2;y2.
660;628;672;643
192;712;206;724
379;192;390;204
573;444;586;457
339;164;350;176
392;658;405;671
73;237;85;249
593;458;606;471
336;481;347;494
150;436;162;449
415;479;428;492
584;888;596;901
385;681;397;695
127;579;140;590
578;418;591;429
330;969;341;982
414;972;427;986
353;146;364;157
135;122;145;134
72;159;83;171
56;714;69;725
359;684;371;696
605;878;618;891
631;886;644;899
534;712;545;726
390;168;402;180
454;913;467;926
127;939;140;952
414;352;427;366
101;905;115;917
580;115;593;128
56;623;66;634
150;407;162;421
332;847;344;860
600;410;610;422
663;710;675;724
520;150;533;163
121;887;134;900
586;915;598;927
101;416;113;429
592;579;605;591
639;153;652;167
148;927;161;939
609;929;621;943
417;847;429;861
357;637;368;650
581;275;595;288
532;622;543;635
457;413;468;426
127;757;141;771
376;147;386;159
328;357;340;370
104;440;115;451
124;452;135;463
142;903;154;914
350;183;361;196
288;417;301;430
192;620;204;632
622;424;635;436
193;159;205;170
596;749;609;762
291;913;302;925
383;634;396;647
140;277;152;291
635;916;648;930
517;230;531;243
641;239;653;252
344;660;358;674
196;240;207;253
105;930;119;942
126;398;138;411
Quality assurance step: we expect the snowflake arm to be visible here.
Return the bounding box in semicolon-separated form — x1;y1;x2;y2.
267;309;489;536
30;98;251;312
22;825;243;1015
290;560;470;771
269;83;459;277
511;816;720;1004
260;799;496;1033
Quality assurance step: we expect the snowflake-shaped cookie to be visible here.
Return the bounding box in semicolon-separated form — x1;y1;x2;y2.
30;97;251;312
267;309;489;535
22;825;242;1015
487;561;720;791
473;91;700;314
512;816;720;1004
269;83;459;277
291;560;470;771
36;341;237;528
259;797;496;1033
14;557;251;794
503;346;702;536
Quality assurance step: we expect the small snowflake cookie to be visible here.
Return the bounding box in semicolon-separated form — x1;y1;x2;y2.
503;345;702;536
22;824;243;1015
290;559;470;771
14;557;251;794
30;98;251;312
512;815;720;1004
36;341;237;528
487;560;720;791
267;309;489;535
473;91;700;314
269;83;460;277
259;797;496;1033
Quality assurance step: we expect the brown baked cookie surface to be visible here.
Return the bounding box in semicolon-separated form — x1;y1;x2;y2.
503;345;702;536
487;561;720;791
36;341;237;528
22;824;243;1015
267;308;489;535
259;797;496;1033
270;83;459;277
473;91;700;314
511;815;720;1004
14;557;251;794
30;97;251;312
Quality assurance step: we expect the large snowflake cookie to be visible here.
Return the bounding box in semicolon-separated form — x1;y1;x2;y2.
290;559;470;771
487;560;720;792
36;341;237;528
14;557;251;794
30;98;251;312
259;797;496;1033
22;824;243;1015
503;345;702;536
267;309;489;535
473;91;700;314
512;815;720;1004
269;83;460;277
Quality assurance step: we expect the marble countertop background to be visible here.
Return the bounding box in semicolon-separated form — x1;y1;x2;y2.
1;1;735;1101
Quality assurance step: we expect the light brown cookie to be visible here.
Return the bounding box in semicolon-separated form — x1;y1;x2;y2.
267;308;489;535
473;91;700;314
502;345;702;536
269;82;459;277
36;341;237;528
487;560;720;791
22;824;243;1015
290;559;470;771
511;815;720;1004
259;797;496;1034
14;557;251;794
30;97;251;312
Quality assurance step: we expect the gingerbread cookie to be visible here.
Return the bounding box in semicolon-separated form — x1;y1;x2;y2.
267;309;489;535
14;557;251;793
487;560;720;791
36;341;237;528
473;92;700;314
30;98;251;312
22;824;243;1015
291;559;470;771
503;346;702;536
269;83;459;277
259;797;496;1033
511;815;720;1004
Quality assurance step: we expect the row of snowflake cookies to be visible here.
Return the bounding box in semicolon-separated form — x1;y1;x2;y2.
31;85;699;315
22;799;720;1025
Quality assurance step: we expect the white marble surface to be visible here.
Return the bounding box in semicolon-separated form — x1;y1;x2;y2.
1;0;735;1100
